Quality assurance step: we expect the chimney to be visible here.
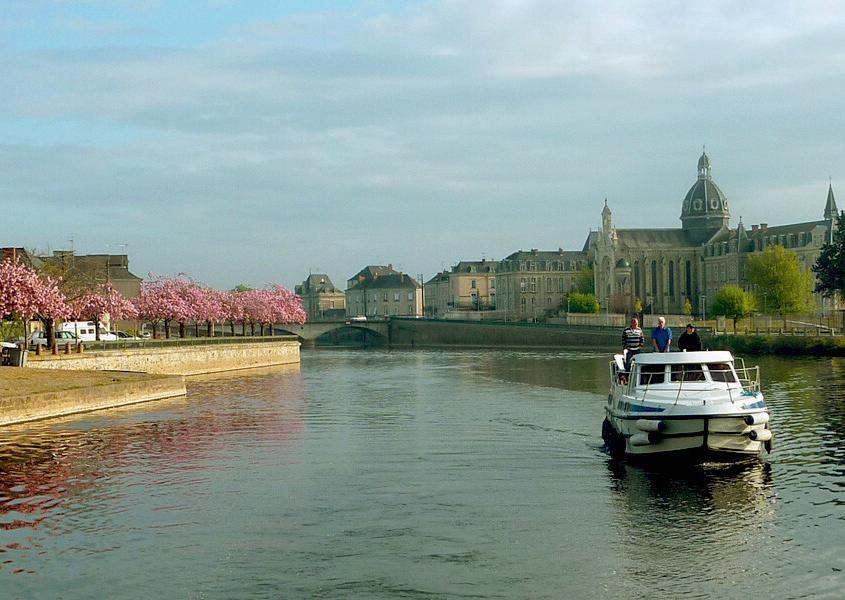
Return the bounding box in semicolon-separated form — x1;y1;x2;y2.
400;273;404;283
751;224;758;232
761;223;768;231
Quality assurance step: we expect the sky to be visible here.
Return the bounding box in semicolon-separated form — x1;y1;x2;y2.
2;1;844;290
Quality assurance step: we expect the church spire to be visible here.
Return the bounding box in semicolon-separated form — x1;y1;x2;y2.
697;148;712;181
824;178;838;220
601;198;615;240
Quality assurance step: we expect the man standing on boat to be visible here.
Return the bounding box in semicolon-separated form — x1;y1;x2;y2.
678;323;702;352
652;317;672;353
622;316;644;371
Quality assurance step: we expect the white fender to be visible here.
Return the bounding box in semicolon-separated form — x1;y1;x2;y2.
629;432;654;446
635;419;666;432
744;413;770;426
749;429;772;442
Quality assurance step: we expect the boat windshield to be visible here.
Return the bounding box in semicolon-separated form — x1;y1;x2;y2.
670;364;706;382
636;361;739;386
639;364;665;385
706;363;737;383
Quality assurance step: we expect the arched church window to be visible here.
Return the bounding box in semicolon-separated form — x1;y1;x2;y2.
668;261;675;297
650;261;657;295
634;261;641;298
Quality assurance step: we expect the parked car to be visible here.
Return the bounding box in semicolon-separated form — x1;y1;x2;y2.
29;330;78;349
59;321;118;342
116;331;141;340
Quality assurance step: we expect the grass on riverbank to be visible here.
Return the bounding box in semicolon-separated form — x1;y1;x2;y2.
705;334;845;356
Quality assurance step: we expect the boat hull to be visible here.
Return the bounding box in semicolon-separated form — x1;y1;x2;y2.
603;412;770;462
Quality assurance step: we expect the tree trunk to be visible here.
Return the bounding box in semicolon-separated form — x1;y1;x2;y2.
230;321;235;336
44;318;55;347
94;317;101;341
164;320;171;339
250;322;255;336
179;322;186;338
195;321;200;337
269;324;274;337
207;320;213;337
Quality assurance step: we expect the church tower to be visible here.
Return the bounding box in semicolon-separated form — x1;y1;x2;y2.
824;180;838;221
680;151;731;243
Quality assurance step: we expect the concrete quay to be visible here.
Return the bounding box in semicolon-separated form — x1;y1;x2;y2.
0;368;186;426
28;338;301;376
2;338;300;426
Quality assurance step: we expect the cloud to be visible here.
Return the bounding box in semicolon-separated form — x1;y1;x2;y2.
1;1;844;288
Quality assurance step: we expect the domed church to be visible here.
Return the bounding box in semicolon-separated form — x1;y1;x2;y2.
591;151;838;316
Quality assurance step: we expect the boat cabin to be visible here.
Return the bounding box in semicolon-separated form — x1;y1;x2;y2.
613;351;759;393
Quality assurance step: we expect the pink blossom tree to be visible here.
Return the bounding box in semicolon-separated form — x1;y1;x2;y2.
72;283;138;340
201;289;227;337
0;258;70;345
134;274;191;339
222;290;245;336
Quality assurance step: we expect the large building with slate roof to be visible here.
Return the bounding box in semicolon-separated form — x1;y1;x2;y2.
496;248;590;319
345;265;422;317
423;259;498;317
295;274;346;321
591;152;839;316
39;250;142;300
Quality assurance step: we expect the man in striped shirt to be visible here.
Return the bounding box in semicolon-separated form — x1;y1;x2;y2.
622;316;644;372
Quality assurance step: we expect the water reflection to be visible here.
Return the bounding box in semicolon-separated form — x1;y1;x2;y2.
0;368;306;579
1;350;844;598
606;460;777;597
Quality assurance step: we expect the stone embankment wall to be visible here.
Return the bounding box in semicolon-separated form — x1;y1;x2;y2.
388;319;619;349
1;370;186;427
29;340;301;376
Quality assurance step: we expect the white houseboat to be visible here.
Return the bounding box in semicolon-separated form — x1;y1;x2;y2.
602;350;772;461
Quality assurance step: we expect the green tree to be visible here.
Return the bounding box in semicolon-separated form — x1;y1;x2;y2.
710;285;756;332
813;211;845;299
574;264;595;294
231;284;253;293
683;297;693;317
746;245;813;322
567;292;600;313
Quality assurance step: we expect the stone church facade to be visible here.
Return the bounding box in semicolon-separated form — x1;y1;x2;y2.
591;152;839;317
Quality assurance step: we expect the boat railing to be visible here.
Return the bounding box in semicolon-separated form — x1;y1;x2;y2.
735;364;761;393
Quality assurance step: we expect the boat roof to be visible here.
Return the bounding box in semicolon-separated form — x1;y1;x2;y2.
632;350;734;365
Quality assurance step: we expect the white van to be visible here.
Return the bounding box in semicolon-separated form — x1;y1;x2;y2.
60;321;118;342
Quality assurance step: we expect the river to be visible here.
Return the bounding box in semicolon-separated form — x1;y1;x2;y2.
1;349;844;598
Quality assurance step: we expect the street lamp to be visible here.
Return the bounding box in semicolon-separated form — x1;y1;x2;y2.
700;295;707;322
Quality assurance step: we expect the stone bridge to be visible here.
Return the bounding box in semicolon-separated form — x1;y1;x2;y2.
274;319;390;343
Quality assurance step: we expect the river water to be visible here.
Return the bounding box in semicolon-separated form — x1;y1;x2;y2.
1;349;844;599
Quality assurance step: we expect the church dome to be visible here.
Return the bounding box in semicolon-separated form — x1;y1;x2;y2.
680;151;731;242
681;151;730;219
681;178;729;217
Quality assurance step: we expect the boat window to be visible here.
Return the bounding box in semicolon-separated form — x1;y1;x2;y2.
670;364;706;382
639;364;665;385
706;363;737;383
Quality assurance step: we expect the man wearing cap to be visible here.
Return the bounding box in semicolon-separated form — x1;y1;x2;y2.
678;323;702;352
651;317;672;353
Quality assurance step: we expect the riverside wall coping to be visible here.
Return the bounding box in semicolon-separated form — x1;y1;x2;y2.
0;368;187;426
27;339;301;376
